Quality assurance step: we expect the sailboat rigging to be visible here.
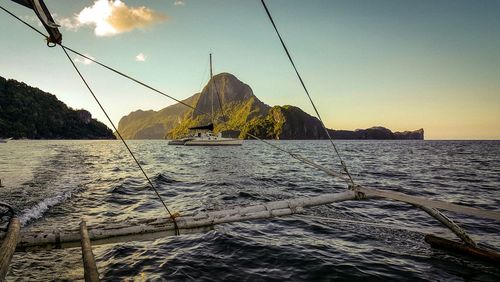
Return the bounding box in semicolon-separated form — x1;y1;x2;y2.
10;0;61;45
168;53;243;146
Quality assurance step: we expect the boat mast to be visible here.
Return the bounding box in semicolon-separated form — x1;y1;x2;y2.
210;53;214;124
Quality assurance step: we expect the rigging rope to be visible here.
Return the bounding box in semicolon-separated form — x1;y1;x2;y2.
57;47;351;182
2;3;500;224
0;3;350;234
1;3;180;234
212;75;228;123
58;49;353;185
0;4;46;38
259;0;355;186
60;46;180;235
197;56;210;95
0;2;350;185
59;49;352;182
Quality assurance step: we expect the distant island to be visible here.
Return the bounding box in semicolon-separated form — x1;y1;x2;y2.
118;73;423;140
0;76;115;139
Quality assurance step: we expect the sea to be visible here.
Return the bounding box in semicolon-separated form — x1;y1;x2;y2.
0;140;499;281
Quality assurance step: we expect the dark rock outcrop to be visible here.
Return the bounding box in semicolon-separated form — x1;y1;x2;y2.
329;127;424;140
394;128;425;140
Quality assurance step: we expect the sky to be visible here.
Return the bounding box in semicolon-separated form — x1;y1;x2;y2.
0;0;499;140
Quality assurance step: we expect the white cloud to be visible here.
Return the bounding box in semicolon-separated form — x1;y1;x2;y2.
73;0;167;37
53;14;81;31
135;53;147;62
74;54;95;65
26;13;80;32
174;0;186;6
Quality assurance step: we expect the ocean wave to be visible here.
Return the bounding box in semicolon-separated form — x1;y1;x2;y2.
4;140;500;281
154;173;179;185
19;190;74;226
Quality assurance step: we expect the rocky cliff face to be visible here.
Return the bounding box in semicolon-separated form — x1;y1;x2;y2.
118;73;270;139
117;73;424;140
169;73;271;139
243;105;324;139
243;105;424;140
117;93;199;139
0;76;115;139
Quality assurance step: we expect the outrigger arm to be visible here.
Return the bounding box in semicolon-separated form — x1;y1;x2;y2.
10;0;61;45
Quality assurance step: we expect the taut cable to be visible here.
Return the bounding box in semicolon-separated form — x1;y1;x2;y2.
260;0;356;186
60;45;180;235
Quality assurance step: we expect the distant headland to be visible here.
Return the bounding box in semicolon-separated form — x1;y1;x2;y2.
118;73;424;140
0;76;115;140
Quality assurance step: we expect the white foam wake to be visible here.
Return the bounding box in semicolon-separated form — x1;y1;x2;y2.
19;191;73;226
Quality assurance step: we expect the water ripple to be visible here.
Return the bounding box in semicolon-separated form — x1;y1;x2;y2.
0;140;499;280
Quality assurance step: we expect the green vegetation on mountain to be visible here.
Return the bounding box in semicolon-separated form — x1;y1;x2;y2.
0;76;115;139
117;72;424;140
243;105;425;140
242;105;327;139
118;73;271;139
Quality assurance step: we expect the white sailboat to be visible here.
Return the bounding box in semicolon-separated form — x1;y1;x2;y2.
184;131;243;146
168;54;243;146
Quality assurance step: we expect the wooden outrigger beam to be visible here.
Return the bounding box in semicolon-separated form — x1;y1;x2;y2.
0;218;20;281
80;221;100;282
2;188;499;263
417;205;476;247
356;187;482;247
357;187;500;221
13;191;360;250
425;234;500;264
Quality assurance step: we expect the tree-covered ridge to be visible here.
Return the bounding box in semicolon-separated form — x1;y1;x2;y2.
0;76;115;139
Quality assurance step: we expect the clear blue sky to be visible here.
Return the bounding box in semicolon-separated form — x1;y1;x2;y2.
1;0;499;139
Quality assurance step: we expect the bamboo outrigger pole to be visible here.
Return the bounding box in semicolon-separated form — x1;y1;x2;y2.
12;191;360;250
425;234;500;263
80;221;100;282
7;188;500;255
418;205;476;247
0;218;20;281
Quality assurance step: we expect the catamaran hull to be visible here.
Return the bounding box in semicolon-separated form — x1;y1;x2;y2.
167;138;194;145
184;139;243;146
168;135;243;146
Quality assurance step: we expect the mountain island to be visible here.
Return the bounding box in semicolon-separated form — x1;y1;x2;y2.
118;73;423;140
0;76;115;139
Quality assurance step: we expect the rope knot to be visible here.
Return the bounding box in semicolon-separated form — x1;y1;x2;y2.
348;184;366;200
169;212;181;235
288;201;300;214
170;211;181;219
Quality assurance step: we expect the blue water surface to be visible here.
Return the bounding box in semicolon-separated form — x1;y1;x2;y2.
0;140;499;281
